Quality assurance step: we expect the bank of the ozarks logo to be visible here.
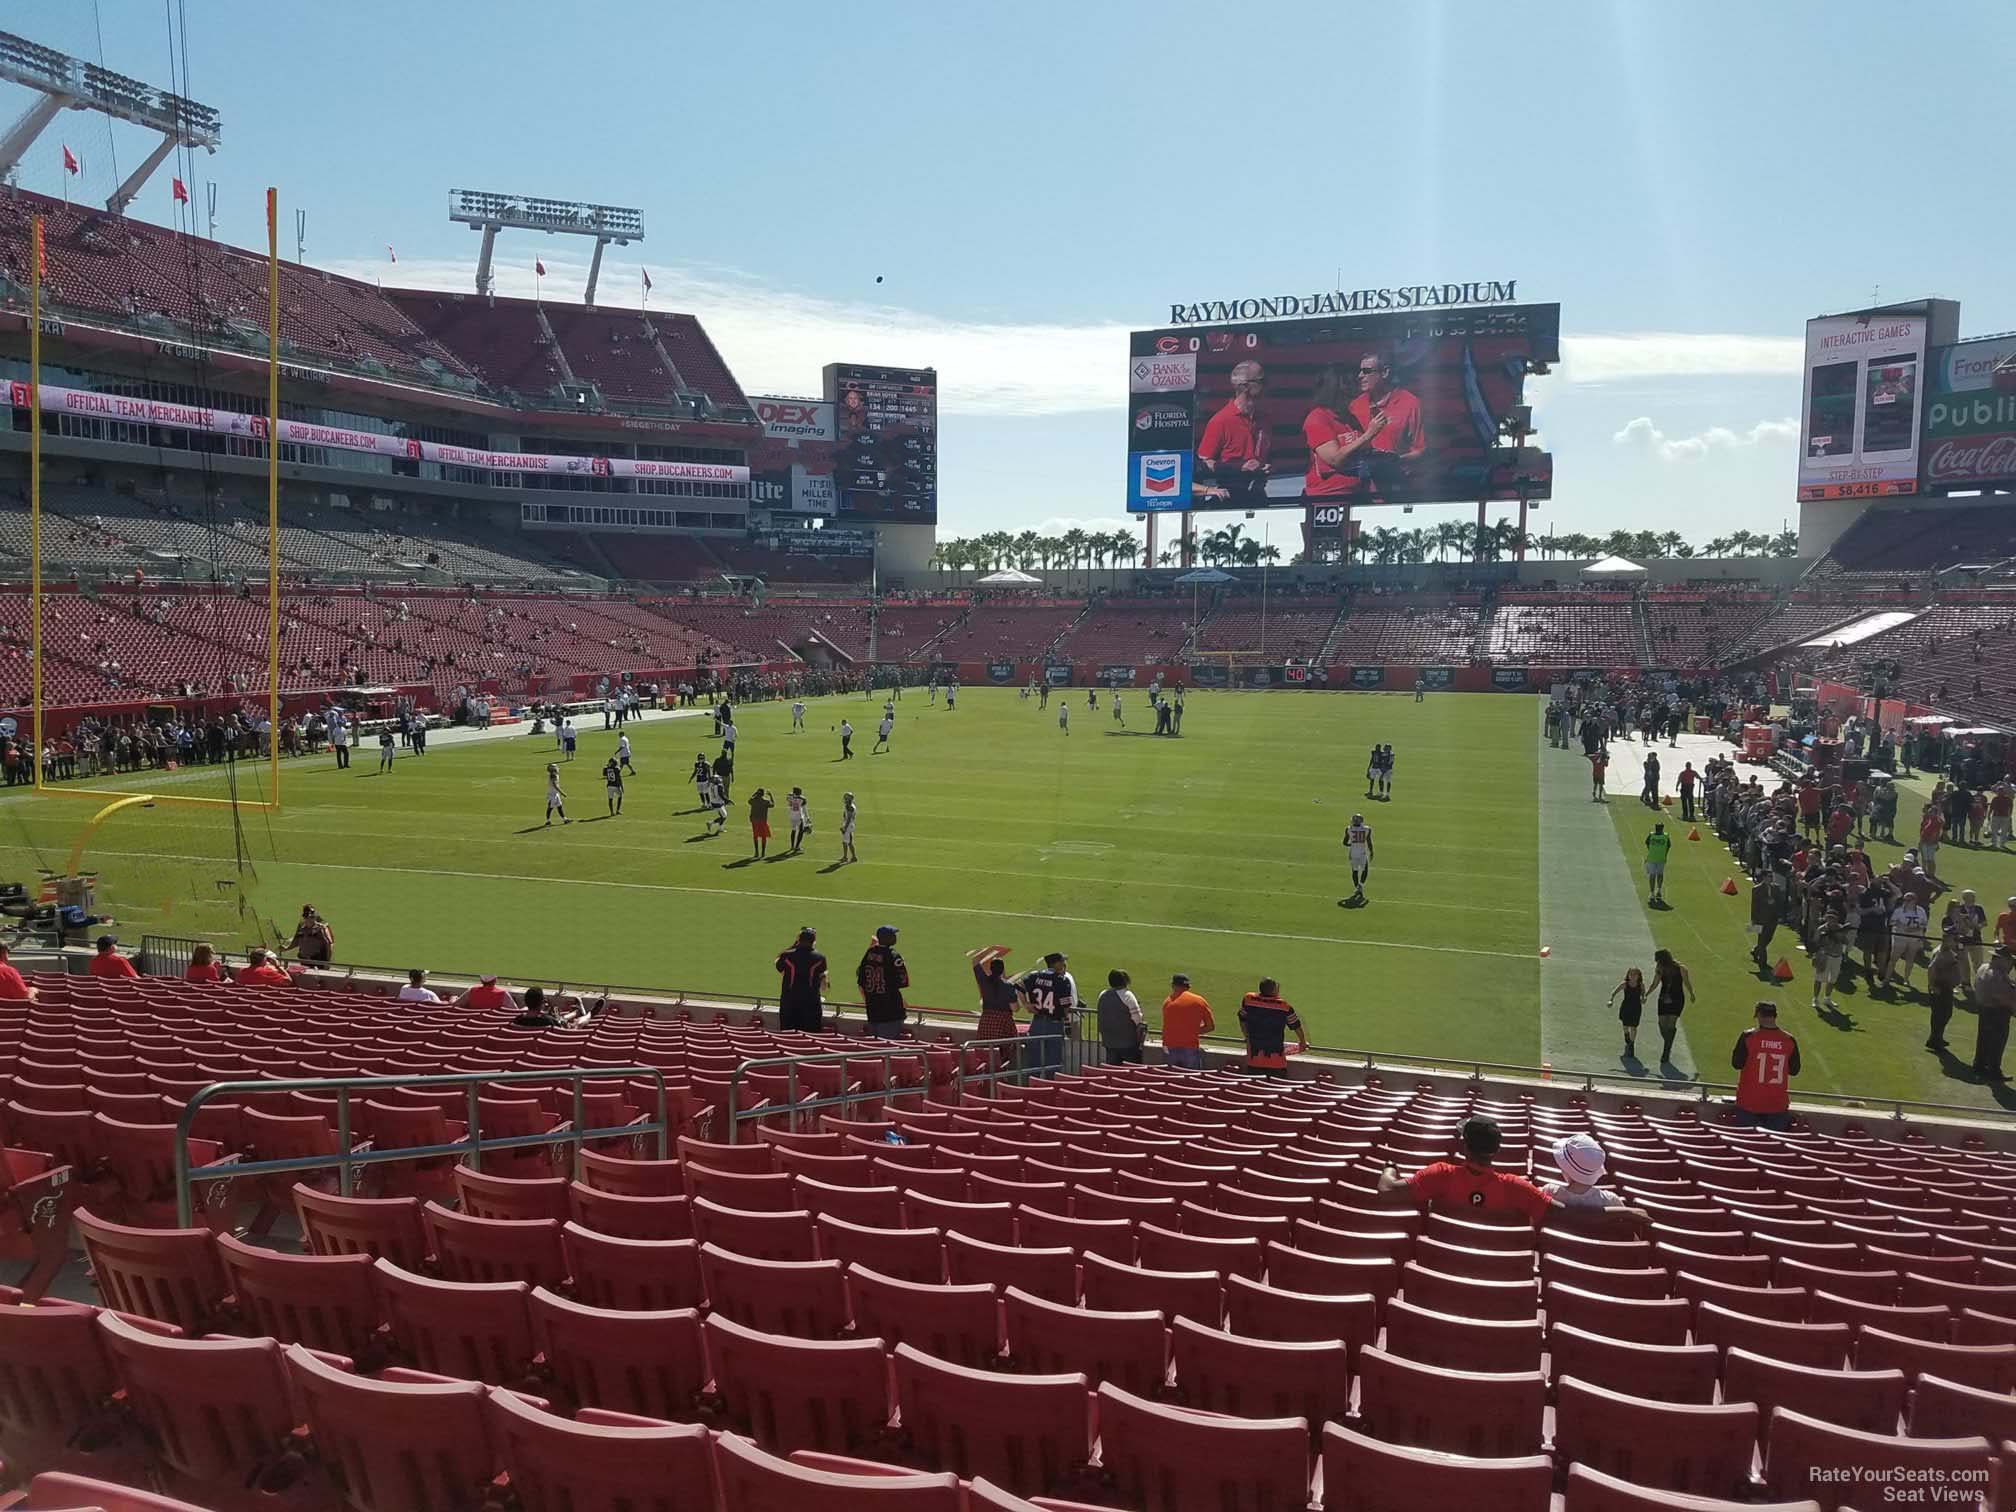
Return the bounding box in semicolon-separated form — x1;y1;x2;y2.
1139;454;1179;495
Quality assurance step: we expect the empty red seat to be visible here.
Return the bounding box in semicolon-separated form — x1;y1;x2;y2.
1094;1381;1310;1512
562;1224;703;1310
1671;1272;1808;1322
1853;1326;2016;1391
1401;1262;1538;1321
848;1264;1000;1368
676;1136;774;1174
0;1472;218;1512
1543;1281;1691;1344
1722;1347;1907;1436
530;1287;709;1422
71;1208;228;1332
1222;1274;1377;1363
423;1202;567;1288
1553;1375;1758;1498
293;1186;431;1269
1561;1462;1817;1512
485;1382;717;1511
373;1258;534;1386
1003;1286;1166;1396
579;1148;685;1195
891;1342;1089;1498
817;1214;945;1282
701;1244;850;1339
453;1166;570;1222
1080;1252;1221;1326
1546;1322;1718;1403
797;1178;906;1228
706;1312;892;1456
1354;1343;1544;1457
215;1233;382;1360
1382;1298;1542;1373
1690;1302;1848;1369
946;1233;1077;1304
712;1429;963;1512
0;1301;153;1488
692;1198;819;1261
1319;1423;1552;1512
1016;1206;1134;1261
1267;1246;1401;1307
1907;1371;2016;1442
1762;1406;1992;1511
1138;1223;1264;1280
566;1181;692;1240
282;1342;492;1512
686;1162;799;1211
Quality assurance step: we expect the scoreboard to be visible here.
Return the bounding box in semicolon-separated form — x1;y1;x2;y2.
824;363;938;522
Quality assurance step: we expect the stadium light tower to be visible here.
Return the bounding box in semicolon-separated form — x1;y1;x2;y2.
448;189;644;306
0;30;221;212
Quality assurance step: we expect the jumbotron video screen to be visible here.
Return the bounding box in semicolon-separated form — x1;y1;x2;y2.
1125;303;1559;512
825;363;938;522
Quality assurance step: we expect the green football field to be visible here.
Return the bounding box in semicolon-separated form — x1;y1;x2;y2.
2;689;2011;1116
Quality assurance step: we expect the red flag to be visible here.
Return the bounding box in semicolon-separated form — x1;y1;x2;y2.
535;258;546;277
386;245;397;264
171;177;189;204
61;145;78;175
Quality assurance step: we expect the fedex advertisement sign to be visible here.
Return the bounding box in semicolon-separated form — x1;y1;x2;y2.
754;397;835;443
1128;450;1192;512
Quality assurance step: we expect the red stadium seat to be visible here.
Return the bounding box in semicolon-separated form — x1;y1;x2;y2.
71;1208;228;1332
1761;1407;1993;1511
1221;1274;1378;1363
0;1301;154;1488
1690;1302;1849;1368
701;1245;851;1339
1852;1326;2016;1391
1543;1281;1691;1344
1538;1252;1672;1299
1906;1371;2016;1442
423;1202;568;1287
1401;1262;1538;1321
561;1224;704;1310
891;1342;1090;1497
1002;1286;1166;1396
1560;1463;1820;1512
292;1186;431;1269
1138;1222;1264;1280
817;1214;945;1282
901;1191;1015;1245
1382;1298;1542;1373
453;1166;570;1222
282;1343;492;1512
712;1430;963;1512
1671;1272;1809;1322
692;1198;819;1261
528;1287;708;1422
945;1233;1077;1304
1807;1292;1951;1339
798;1178;907;1228
1319;1423;1553;1512
1546;1322;1719;1403
0;1472;220;1512
848;1264;1000;1368
1094;1381;1310;1512
1170;1317;1348;1433
579;1149;685;1195
705;1312;892;1456
484;1383;717;1511
1016;1206;1134;1261
1721;1347;1908;1436
372;1258;534;1386
676;1137;774;1174
566;1181;692;1240
686;1163;800;1212
1553;1375;1758;1499
1354;1344;1545;1457
215;1233;382;1360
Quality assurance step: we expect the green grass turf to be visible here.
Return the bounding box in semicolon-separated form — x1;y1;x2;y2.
0;690;1539;1064
1600;754;2016;1115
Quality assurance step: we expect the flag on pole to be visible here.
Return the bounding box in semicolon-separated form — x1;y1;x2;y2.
386;245;397;264
61;146;78;175
171;177;190;204
535;258;546;278
642;268;653;293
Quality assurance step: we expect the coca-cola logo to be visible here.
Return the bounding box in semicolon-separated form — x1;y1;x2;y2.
1927;433;2016;484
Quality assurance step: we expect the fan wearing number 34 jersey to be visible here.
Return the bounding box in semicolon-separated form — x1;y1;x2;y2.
1730;1001;1801;1131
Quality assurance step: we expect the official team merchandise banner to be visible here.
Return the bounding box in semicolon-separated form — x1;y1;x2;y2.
1924;334;2016;490
1125;304;1558;514
1796;309;1933;502
9;381;750;484
1420;667;1458;690
1348;666;1386;689
1491;667;1533;691
986;661;1018;684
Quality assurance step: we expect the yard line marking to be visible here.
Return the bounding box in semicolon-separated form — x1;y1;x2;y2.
71;847;1535;963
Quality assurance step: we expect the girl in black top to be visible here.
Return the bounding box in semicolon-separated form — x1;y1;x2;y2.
1652;949;1693;1066
1609;967;1645;1060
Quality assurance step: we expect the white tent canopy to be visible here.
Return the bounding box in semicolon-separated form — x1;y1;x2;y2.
1580;554;1647;578
976;569;1042;586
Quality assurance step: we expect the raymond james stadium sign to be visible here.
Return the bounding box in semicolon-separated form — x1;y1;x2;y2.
1166;280;1520;326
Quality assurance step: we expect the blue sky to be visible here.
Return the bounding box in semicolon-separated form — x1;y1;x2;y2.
7;1;2012;548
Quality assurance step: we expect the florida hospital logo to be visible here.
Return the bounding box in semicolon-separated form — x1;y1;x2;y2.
1139;453;1180;495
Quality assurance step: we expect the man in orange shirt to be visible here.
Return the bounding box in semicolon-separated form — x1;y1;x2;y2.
1195;360;1270;504
1344;347;1426;498
1996;897;2016;952
1159;973;1215;1071
0;942;37;1001
458;973;516;1012
87;934;138;980
1730;1000;1801;1131
235;948;292;987
1379;1115;1554;1223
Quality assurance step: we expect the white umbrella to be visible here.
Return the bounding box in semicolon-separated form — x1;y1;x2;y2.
976;569;1042;586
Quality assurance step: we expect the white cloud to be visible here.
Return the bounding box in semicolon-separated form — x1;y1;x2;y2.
1560;334;1802;384
1613;414;1799;462
333;250;1804;418
1031;515;1141;538
329;252;1128;419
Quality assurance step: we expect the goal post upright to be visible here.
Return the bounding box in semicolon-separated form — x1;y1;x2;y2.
28;215;43;793
265;186;282;808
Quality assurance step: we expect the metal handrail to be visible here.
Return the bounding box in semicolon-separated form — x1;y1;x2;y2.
722;1037;1043;1143
171;1065;670;1226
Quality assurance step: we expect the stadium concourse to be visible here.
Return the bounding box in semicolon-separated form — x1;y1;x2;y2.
4;970;2016;1512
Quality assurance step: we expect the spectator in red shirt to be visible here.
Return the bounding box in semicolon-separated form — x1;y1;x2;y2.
1379;1116;1553;1223
1731;1000;1801;1130
458;973;516;1012
0;942;37;1001
183;942;222;984
1300;364;1388;498
87;935;138;979
1344;347;1427;498
1196;360;1270;504
1920;808;1945;882
235;948;292;987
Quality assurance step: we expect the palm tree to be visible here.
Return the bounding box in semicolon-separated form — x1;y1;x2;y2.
1402;528;1431;565
1430;520;1463;562
1109;530;1139;583
1058;528;1088;574
1013;530;1040;570
1771;529;1799;558
1498;523;1531;561
1655;531;1685;559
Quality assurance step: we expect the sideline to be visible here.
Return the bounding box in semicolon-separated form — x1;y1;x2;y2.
1538;703;1698;1080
